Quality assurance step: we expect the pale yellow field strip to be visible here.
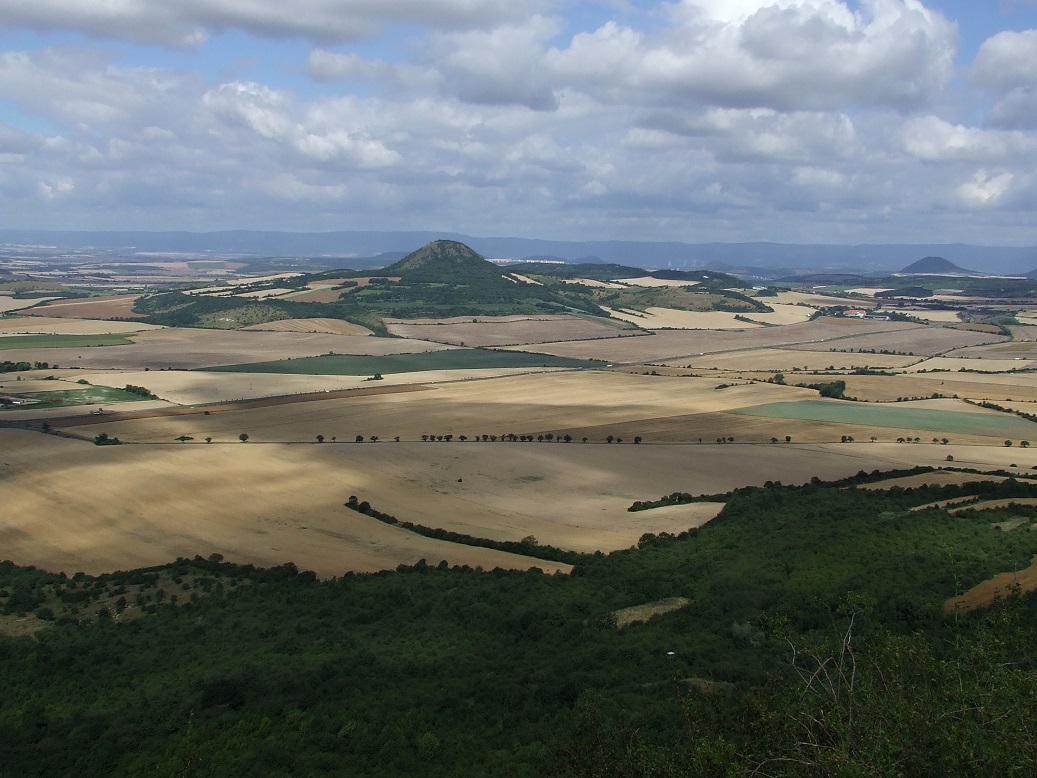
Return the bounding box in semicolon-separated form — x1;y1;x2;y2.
947;558;1037;611
909;496;982;512
603;305;814;329
858;470;1009;490
948;497;1037;514
1009;325;1037;341
0;297;58;313
74;367;568;405
847;288;894;296
915;310;965;323
616;277;700;288
507;273;543;285
771;291;866;307
243;318;373;336
235;287;295;299
0;316;163;334
613;597;690;628
903;356;1036;373
603;307;762;329
678;348;918;371
560;278;627;289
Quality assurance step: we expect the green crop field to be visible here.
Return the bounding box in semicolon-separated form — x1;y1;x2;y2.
0;386;154;410
733;399;1037;437
201;349;603;375
0;334;132;350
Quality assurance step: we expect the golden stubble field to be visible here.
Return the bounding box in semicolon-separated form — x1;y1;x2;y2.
0;326;456;370
7;424;1024;580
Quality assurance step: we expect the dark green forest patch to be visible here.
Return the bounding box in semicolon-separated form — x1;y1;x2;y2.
201;348;602;375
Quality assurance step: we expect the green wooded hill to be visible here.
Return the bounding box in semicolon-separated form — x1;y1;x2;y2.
134;241;609;331
4;470;1037;775
382;239;506;284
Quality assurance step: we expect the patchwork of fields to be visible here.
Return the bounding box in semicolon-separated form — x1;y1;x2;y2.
5;285;1037;583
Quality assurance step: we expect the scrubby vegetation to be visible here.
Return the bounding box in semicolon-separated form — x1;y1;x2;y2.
4;473;1037;774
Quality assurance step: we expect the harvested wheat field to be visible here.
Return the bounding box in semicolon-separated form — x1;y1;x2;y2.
502;317;919;363
74;366;563;405
243;318;373;335
0;430;571;577
679;348;918;371
603;308;760;329
62;371;803;443
838;373;1037;403
788;325;1006;357
0;327;456;370
0;316;164;335
4;426;1034;578
903;356;1036;373
0;296;57;313
385;315;639;346
25;295;144;319
770;291;871;308
950;341;1037;360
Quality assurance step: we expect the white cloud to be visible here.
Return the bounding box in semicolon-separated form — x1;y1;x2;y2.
0;0;543;46
902;116;1037;162
972;29;1037;92
956;169;1015;206
547;0;955;112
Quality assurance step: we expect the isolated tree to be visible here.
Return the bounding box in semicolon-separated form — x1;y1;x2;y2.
771;437;779;444
564;434;572;443
1022;441;1031;448
1005;440;1013;447
582;437;588;443
545;433;554;442
785;435;792;443
205;437;213;444
459;435;467;442
394;436;400;442
238;433;249;443
421;435;429;441
316;435;324;444
355;435;364;443
941;438;949;444
616;438;623;443
371;436;379;442
606;435;614;444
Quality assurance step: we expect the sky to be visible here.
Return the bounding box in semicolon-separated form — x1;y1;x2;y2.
1;0;1036;245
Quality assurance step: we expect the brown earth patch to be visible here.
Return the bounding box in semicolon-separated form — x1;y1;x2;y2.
24;295;144;320
386;315;640;346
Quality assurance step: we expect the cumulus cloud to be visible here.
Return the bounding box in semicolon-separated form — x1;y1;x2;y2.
546;0;956;112
972;30;1037;130
1;1;1036;243
901;116;1037;162
0;0;543;46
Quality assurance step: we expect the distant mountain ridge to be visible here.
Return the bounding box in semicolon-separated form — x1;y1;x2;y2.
3;229;1037;275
